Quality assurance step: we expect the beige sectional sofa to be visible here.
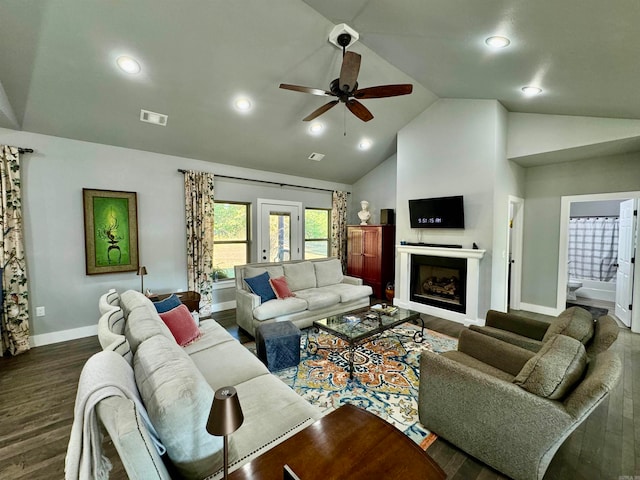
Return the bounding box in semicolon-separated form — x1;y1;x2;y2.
93;290;321;479
234;257;373;337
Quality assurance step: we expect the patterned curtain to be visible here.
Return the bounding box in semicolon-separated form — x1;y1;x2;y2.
330;190;349;272
184;171;215;303
568;217;619;282
1;146;30;356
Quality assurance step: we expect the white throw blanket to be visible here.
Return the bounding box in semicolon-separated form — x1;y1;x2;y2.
65;350;165;480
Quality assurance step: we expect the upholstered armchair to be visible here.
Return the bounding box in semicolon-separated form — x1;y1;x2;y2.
469;306;619;358
419;329;622;480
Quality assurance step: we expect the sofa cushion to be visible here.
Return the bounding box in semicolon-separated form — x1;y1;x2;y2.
253;297;308;321
99;290;120;315
269;276;296;299
294;288;341;311
124;305;174;354
159;304;201;346
98;308;133;364
244;272;277;303
543;306;594;344
153;293;182;314
244;265;285;281
120;290;155;319
182;319;236;355
514;334;587;400
317;283;373;303
314;258;344;287
134;335;228;479
283;261;316;291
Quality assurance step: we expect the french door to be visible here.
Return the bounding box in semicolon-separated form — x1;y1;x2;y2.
257;199;302;263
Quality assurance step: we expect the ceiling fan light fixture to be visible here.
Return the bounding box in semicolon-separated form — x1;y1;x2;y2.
116;55;141;74
485;36;511;48
308;122;324;135
358;139;372;150
234;97;252;112
522;86;542;96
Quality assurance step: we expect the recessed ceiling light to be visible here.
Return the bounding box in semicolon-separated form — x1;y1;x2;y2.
116;55;141;74
234;97;252;111
358;139;372;150
522;86;542;96
308;122;324;135
485;36;511;48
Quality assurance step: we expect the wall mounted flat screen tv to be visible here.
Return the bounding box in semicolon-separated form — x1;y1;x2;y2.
409;195;465;228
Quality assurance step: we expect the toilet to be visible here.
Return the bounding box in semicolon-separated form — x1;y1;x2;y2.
567;279;583;301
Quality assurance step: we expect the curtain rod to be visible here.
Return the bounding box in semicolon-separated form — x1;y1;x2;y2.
177;169;350;194
18;148;34;154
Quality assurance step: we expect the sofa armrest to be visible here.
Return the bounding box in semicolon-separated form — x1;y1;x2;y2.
484;309;550;340
457;328;535;376
235;289;261;336
341;275;363;286
419;351;573;480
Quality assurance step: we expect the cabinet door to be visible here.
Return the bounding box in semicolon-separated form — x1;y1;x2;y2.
361;227;381;283
347;227;364;277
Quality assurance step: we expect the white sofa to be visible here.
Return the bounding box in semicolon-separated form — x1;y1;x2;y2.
92;290;321;479
234;258;373;337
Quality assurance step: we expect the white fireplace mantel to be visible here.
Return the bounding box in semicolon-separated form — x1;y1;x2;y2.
396;245;486;326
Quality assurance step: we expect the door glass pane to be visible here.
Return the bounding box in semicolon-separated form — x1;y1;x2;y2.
269;213;291;262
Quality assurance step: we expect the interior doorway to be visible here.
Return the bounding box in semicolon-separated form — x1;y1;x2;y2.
506;196;524;310
558;192;640;331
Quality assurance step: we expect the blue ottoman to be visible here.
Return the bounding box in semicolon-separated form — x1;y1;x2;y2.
255;321;301;372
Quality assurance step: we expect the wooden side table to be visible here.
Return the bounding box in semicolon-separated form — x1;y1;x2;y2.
150;291;200;312
228;404;446;480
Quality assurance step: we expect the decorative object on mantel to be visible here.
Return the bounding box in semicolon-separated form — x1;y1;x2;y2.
83;188;139;275
207;386;244;480
137;265;147;293
357;200;371;225
385;282;395;303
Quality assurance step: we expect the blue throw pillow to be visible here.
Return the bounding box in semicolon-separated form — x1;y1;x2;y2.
244;271;276;303
153;293;182;314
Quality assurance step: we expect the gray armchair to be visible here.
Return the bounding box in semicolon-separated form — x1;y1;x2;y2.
419;329;622;480
469;307;619;358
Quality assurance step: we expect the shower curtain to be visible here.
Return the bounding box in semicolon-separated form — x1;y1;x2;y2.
568;217;619;282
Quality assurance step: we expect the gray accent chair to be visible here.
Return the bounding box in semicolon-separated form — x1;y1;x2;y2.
419;328;622;480
469;307;619;358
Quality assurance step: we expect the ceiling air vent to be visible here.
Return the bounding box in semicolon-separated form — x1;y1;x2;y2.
140;109;168;126
308;152;325;161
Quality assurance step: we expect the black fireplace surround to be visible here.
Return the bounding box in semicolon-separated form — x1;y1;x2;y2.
410;254;467;314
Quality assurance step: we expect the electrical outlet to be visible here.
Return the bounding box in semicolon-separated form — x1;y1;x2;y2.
36;306;46;317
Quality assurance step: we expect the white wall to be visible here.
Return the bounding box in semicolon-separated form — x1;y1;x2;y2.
0;128;349;340
396;99;514;317
350;154;397;225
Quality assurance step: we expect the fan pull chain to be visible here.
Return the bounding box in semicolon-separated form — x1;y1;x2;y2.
344;107;347;136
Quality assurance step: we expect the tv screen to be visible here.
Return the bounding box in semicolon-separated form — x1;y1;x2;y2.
409;195;465;228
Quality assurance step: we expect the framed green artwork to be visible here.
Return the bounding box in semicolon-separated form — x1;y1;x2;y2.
83;188;139;275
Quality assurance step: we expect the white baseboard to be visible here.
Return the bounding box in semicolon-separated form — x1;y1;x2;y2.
518;302;562;317
210;300;236;313
30;324;98;348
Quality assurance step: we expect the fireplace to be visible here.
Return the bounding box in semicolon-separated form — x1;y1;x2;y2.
410;255;467;313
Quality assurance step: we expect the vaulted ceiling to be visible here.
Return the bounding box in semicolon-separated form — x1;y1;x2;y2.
1;0;638;184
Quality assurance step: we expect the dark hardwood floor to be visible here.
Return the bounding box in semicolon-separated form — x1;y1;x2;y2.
0;307;637;479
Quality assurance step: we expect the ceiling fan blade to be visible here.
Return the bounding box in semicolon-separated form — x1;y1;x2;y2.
303;100;339;121
346;99;374;122
279;84;333;97
339;51;361;93
354;84;413;99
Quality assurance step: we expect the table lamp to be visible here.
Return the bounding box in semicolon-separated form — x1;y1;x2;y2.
207;386;244;480
137;266;147;293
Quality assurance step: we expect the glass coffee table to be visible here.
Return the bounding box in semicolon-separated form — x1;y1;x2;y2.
308;306;423;379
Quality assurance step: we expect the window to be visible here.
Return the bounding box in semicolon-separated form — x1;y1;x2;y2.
213;202;249;279
304;208;330;259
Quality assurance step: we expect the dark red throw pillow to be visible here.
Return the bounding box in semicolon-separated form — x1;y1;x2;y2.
159;304;201;346
269;276;296;299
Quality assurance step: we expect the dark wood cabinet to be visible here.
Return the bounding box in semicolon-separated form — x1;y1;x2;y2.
347;225;395;299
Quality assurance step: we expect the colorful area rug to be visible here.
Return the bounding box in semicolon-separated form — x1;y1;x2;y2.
250;323;457;449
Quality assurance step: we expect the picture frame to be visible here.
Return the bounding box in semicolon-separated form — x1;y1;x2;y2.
83;188;139;275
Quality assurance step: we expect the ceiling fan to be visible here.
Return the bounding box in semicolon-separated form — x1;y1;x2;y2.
279;33;413;123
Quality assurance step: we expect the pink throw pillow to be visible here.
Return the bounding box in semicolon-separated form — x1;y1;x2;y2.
269;276;296;299
159;304;201;346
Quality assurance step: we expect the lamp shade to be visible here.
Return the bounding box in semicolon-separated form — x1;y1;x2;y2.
137;266;147;276
207;386;244;436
